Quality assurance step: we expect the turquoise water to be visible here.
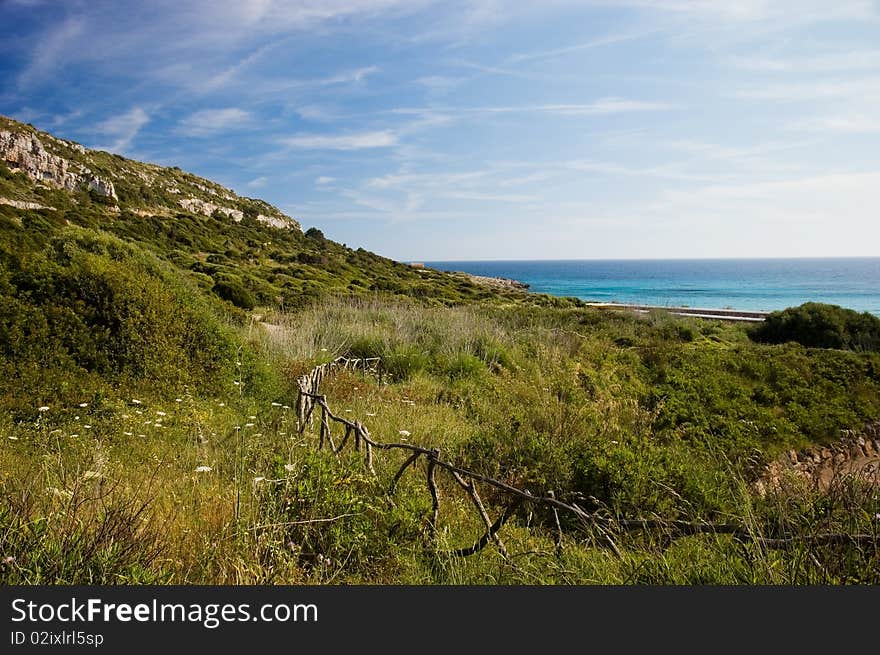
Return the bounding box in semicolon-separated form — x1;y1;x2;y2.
425;259;880;315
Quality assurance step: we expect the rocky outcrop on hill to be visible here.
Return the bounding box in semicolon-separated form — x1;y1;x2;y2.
0;115;301;231
0;129;117;200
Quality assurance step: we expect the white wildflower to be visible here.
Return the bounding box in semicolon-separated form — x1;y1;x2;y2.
78;402;88;408
69;434;78;438
131;399;142;405
83;425;92;429
245;423;255;428
271;402;282;407
156;411;166;417
399;430;411;437
8;436;18;440
195;465;212;473
124;432;133;436
282;405;290;410
284;464;295;472
366;413;377;417
38;406;50;412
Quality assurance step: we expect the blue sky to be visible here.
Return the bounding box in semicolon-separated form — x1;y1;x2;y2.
2;0;880;261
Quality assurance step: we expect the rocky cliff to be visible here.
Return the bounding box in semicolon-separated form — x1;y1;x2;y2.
0;129;117;200
0;115;300;231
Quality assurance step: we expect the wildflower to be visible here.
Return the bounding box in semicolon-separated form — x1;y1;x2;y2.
195;465;212;473
236;361;242;366
47;487;72;500
252;433;262;437
135;410;143;415
8;436;18;440
84;425;92;429
282;405;290;410
79;402;88;408
365;412;377;417
345;409;353;413
74;416;80;421
2;556;14;565
284;464;295;472
38;406;50;412
399;430;411;437
156;411;166;417
124;432;133;436
320;348;328;352
245;423;255;428
218;402;226;407
137;434;145;438
272;402;282;407
69;434;78;438
249;415;257;420
233;381;240;386
175;398;183;403
131;399;142;405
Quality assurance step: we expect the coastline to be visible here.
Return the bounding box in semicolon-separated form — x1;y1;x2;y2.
584;302;768;322
459;269;767;321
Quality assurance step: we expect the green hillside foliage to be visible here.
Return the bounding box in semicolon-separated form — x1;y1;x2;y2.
1;117;878;585
751;302;880;351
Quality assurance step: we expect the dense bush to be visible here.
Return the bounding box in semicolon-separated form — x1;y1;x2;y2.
751;302;880;351
213;278;256;310
0;227;240;414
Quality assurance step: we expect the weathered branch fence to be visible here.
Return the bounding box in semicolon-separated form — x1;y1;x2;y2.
293;357;879;560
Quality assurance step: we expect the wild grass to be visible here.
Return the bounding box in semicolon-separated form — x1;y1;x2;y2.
1;297;878;585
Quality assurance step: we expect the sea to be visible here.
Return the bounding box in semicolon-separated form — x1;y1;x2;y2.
424;258;880;315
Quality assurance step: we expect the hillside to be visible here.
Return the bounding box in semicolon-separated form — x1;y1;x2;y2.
0;115;559;311
1;117;878;587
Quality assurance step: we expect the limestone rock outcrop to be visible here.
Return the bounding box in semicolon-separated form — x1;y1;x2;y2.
0;129;117;200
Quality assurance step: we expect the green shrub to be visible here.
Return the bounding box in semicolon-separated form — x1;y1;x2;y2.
751;302;880;352
213;279;256;310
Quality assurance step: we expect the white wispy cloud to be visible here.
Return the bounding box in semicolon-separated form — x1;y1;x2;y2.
315;176;337;185
246;176;268;188
283;130;398;150
788;115;880;134
391;98;672;118
16;17;83;88
728;51;880;73
178;108;252;136
90;106;150;153
508;30;655;64
734;77;880;101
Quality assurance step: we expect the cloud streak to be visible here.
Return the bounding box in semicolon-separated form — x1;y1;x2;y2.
283;130;398;150
178;107;252;136
89;107;150;153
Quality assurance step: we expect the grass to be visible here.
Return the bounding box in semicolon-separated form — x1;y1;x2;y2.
2;297;878;585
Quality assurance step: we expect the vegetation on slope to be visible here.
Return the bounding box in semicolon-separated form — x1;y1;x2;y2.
0;117;878;585
751;302;880;352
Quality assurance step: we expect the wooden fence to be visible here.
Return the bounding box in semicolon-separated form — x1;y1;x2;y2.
294;357;878;560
